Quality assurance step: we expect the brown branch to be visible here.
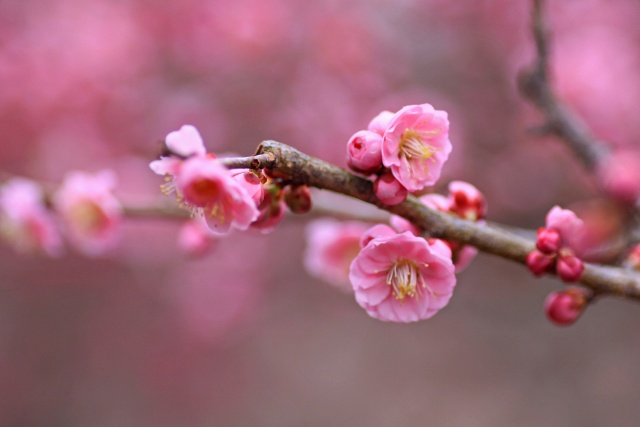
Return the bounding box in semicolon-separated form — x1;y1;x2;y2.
518;0;608;172
257;140;640;301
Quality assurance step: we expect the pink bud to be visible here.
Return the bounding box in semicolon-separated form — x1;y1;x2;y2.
544;288;588;326
374;172;407;206
448;181;487;221
367;110;395;136
251;185;285;233
347;130;383;175
526;250;554;276
536;227;562;254
284;185;312;214
556;251;584;282
177;219;216;257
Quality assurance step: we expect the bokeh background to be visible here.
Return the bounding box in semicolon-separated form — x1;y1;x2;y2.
2;0;640;425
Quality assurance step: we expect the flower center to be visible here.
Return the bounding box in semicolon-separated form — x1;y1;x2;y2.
398;129;437;161
69;201;109;234
386;259;429;301
184;178;220;207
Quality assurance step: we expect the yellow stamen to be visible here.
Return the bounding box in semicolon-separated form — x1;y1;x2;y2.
386;259;432;301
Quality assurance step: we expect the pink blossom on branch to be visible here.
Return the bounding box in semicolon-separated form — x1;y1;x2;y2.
0;178;63;256
349;226;456;323
373;172;407;206
174;156;260;235
381;103;452;192
53;170;122;256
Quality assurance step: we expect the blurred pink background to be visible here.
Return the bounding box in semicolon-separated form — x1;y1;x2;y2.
1;0;640;425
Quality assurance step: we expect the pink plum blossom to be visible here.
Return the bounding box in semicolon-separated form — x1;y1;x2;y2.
374;172;407;206
367;110;395;136
0;178;63;256
174;156;260;235
53;170;122;256
304;219;370;291
346;130;383;175
349;226;456;322
381;103;452;192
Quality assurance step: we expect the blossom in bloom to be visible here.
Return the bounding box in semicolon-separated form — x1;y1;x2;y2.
374;172;407;206
349;225;456;322
304;219;370;291
381;103;452;192
174;156;260;234
0;178;63;256
544;288;588;326
53;170;122;256
346;130;383;175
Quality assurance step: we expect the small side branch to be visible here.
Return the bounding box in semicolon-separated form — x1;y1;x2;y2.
518;0;608;172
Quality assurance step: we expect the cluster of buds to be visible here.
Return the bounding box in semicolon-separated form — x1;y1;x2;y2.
346;103;452;206
526;206;585;282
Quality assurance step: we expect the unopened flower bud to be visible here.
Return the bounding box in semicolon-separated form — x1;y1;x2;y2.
536;227;561;254
367;110;394;136
556;251;584;282
284;185;312;214
374;172;407;206
526;250;554;276
347;130;383;175
448;181;487;221
544;288;588;326
251;185;285;233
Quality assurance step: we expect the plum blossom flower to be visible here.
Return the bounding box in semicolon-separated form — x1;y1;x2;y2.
304;219;370;291
381;103;452;192
545;206;585;251
151;125;260;235
53;170;122;256
0;178;63;256
349;225;456;322
174;156;260;234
